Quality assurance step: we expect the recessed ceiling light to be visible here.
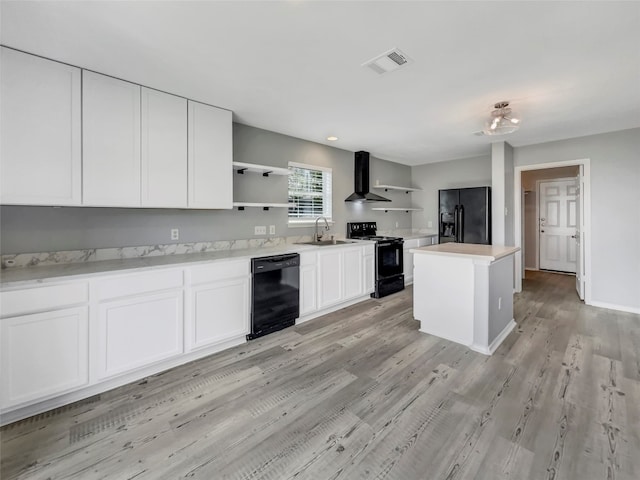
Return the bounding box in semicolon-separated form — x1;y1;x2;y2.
327;136;338;141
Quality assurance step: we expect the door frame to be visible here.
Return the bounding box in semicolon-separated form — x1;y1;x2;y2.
514;159;591;304
535;176;578;272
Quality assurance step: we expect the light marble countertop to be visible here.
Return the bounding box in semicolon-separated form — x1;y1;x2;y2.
0;241;373;288
410;243;520;262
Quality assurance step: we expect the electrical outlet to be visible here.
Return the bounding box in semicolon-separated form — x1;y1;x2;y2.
254;226;266;235
269;225;276;235
427;220;433;228
171;228;179;240
395;222;399;228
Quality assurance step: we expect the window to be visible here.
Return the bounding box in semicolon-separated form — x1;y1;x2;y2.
288;162;332;224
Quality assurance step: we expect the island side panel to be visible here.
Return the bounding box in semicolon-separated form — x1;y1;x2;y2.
472;262;490;352
413;253;474;346
488;255;515;345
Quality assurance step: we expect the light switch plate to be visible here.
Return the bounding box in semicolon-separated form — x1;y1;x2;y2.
254;226;266;235
269;225;276;235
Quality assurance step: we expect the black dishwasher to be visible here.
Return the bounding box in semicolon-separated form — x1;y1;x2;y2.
248;253;300;340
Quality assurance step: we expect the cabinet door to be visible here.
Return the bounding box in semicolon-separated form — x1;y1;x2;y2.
403;249;414;284
299;264;317;316
317;250;342;309
97;291;183;379
187;100;232;209
343;248;363;300
363;253;375;294
83;71;141;206
0;48;81;206
1;307;88;408
189;277;249;350
141;88;188;207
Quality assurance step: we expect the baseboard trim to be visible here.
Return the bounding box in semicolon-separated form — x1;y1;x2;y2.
470;319;517;356
589;300;640;315
524;267;538;271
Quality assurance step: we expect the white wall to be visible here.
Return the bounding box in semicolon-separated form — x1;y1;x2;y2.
410;155;492;231
514;128;640;312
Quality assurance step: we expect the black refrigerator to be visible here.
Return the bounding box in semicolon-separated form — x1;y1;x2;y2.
438;187;491;244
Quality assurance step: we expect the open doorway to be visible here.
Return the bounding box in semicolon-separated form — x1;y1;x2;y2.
522;167;579;272
514;159;591;303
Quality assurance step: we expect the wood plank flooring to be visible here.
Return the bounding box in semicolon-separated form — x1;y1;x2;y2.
1;271;639;479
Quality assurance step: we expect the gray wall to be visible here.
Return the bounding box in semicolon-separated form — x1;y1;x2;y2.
0;123;412;253
514;127;640;311
410;155;492;230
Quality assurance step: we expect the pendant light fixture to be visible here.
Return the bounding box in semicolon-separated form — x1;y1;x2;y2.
482;101;521;135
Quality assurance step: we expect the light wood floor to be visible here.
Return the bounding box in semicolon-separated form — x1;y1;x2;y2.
1;271;639;479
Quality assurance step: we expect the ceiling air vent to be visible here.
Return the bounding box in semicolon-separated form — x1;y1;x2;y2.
362;48;412;75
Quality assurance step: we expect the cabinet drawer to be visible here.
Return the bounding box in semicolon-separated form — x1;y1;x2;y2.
1;282;88;317
95;269;183;301
189;260;249;285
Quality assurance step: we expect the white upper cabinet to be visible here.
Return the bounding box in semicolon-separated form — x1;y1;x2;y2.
141;88;188;208
0;48;82;206
82;71;141;207
188;100;233;209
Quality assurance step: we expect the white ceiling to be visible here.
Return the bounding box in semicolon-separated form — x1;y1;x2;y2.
2;1;639;166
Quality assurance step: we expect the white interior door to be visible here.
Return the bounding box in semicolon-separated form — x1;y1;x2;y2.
539;179;578;273
575;168;585;299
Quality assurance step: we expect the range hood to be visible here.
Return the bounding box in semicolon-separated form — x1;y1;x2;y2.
345;151;391;202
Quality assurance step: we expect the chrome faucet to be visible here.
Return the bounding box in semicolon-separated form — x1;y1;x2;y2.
314;216;330;242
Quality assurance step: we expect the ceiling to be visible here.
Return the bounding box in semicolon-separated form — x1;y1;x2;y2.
2;1;639;166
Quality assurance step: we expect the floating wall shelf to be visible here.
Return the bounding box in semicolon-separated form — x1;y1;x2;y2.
373;184;422;193
232;162;291;177
371;207;423;213
233;202;293;211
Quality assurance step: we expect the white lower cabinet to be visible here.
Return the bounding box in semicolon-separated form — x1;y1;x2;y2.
96;291;183;380
363;250;375;294
343;247;364;300
186;260;250;351
1;306;89;409
0;246;380;422
316;245;368;311
189;278;249;350
317;249;343;310
299;253;318;316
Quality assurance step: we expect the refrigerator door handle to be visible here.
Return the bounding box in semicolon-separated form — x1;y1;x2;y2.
453;205;458;240
459;205;464;242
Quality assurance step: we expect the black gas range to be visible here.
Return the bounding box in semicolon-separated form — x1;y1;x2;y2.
347;222;404;298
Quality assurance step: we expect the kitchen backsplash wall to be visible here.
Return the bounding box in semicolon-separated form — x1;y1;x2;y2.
0;123;412;254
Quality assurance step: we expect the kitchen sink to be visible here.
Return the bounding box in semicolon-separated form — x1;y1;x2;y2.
295;240;357;246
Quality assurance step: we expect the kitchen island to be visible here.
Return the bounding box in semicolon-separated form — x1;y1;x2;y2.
410;243;520;355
